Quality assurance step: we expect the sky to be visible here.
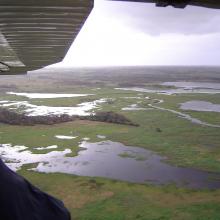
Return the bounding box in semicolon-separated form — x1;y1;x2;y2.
53;0;220;67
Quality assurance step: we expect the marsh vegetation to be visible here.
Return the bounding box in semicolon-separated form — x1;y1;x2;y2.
0;66;220;219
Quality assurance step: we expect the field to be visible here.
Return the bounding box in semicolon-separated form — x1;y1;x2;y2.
1;66;220;219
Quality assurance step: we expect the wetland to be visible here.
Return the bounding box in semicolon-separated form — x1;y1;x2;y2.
1;66;220;219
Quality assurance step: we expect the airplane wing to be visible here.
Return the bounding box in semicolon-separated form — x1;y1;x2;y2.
0;0;93;75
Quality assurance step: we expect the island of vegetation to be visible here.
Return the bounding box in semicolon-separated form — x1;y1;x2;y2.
0;108;138;127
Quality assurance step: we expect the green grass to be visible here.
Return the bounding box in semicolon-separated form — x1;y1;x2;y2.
0;86;220;172
0;110;220;172
153;93;220;125
19;169;220;220
1;76;220;220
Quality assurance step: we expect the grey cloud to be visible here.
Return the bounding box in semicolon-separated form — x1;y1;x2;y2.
96;0;220;35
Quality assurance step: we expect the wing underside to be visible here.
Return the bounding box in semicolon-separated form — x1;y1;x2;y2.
0;0;93;75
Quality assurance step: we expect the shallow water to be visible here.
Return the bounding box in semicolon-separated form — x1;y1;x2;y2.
35;145;58;150
0;144;71;171
118;93;220;128
1;141;220;189
0;99;107;116
149;104;220;128
119;96;220;128
97;135;106;139
162;82;220;90
122;104;148;111
122;97;143;99
7;92;93;99
116;81;220;95
55;135;78;140
181;101;220;113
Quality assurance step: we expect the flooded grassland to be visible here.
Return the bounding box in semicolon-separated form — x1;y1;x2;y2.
0;67;220;219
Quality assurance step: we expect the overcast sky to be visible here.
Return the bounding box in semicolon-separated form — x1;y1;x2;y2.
53;0;220;67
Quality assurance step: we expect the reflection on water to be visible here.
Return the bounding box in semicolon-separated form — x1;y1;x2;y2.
0;144;71;171
97;135;106;139
1;141;220;189
55;135;78;140
181;101;220;113
7;92;93;99
116;81;220;95
162;82;220;90
122;104;149;111
35;145;58;150
0;99;107;116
